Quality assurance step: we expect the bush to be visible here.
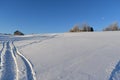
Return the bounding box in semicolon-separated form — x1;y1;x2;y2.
14;30;24;35
81;24;94;32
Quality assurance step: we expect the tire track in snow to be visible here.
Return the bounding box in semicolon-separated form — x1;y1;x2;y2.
0;42;5;77
12;42;36;80
0;42;5;66
109;61;120;80
0;41;18;80
0;41;36;80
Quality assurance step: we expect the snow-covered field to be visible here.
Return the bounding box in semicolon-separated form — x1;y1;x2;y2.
0;32;120;80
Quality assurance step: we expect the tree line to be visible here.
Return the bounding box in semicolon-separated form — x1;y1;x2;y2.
69;23;94;32
4;22;120;36
69;22;120;32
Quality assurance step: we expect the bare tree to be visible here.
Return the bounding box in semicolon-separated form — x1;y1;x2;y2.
69;23;94;32
69;24;80;32
103;22;119;31
81;23;94;32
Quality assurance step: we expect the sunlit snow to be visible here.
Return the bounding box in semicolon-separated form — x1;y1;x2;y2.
0;32;120;80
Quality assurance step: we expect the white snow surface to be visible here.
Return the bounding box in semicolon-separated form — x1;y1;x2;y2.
0;32;120;80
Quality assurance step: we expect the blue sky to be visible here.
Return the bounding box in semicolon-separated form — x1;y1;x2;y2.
0;0;120;34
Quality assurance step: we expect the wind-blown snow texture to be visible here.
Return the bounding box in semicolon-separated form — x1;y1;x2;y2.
0;32;120;80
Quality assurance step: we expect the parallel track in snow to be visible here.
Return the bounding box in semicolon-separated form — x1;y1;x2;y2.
12;42;36;80
0;41;18;80
0;34;57;80
0;42;5;67
0;41;36;80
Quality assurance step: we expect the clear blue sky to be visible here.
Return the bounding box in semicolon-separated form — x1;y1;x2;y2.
0;0;120;34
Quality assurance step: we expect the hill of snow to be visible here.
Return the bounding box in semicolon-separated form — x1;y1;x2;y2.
0;32;120;80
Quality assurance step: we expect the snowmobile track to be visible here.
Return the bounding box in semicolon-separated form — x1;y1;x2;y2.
12;42;36;80
0;41;18;80
0;41;36;80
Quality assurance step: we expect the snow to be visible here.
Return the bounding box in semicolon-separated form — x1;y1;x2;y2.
0;32;120;80
0;42;18;80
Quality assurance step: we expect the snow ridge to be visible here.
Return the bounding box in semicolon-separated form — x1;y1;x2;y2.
109;61;120;80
